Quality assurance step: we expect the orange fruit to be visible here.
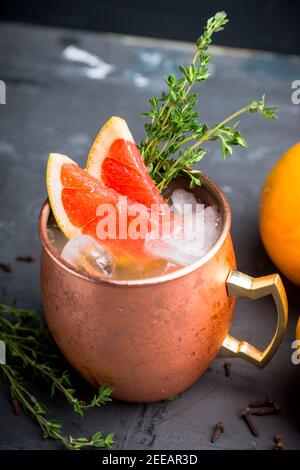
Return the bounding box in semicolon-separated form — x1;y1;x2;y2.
46;153;150;259
86;116;164;208
259;142;300;284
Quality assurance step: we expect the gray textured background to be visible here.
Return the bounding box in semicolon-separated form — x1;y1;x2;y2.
0;23;300;450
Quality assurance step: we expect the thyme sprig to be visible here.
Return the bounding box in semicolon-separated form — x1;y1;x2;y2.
0;302;114;450
140;11;278;191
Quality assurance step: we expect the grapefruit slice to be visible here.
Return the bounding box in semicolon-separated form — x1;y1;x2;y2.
86;116;164;208
46;153;151;259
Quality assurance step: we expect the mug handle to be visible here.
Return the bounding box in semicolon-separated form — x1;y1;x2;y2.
221;270;288;368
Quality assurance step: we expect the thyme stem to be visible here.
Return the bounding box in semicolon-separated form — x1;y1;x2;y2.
0;302;114;450
140;11;278;191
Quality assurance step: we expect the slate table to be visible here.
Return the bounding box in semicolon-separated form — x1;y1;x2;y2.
0;23;300;451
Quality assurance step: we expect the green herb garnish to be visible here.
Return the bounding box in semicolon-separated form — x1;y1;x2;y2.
0;302;114;450
140;11;278;191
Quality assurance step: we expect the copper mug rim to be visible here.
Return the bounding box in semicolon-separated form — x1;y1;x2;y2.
38;173;231;287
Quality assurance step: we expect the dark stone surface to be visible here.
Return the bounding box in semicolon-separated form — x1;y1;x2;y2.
0;23;300;450
2;0;300;55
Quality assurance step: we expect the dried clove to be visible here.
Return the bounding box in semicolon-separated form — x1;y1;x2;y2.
10;395;21;415
249;403;280;416
241;409;259;437
273;434;284;450
0;263;15;272
16;254;36;263
210;422;224;443
223;360;231;377
248;394;274;408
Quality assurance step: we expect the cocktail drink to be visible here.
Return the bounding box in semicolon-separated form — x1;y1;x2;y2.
40;116;288;403
39;12;288;402
47;185;221;279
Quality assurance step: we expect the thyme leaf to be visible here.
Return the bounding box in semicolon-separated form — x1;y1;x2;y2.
0;302;114;450
140;11;278;191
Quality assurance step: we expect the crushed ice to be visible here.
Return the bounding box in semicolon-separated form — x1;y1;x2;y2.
144;189;222;266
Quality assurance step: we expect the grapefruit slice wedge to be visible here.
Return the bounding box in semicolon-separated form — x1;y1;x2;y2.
86;116;164;208
46;153;82;240
46;153;150;259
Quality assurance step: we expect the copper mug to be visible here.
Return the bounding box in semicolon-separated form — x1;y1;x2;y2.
39;174;288;402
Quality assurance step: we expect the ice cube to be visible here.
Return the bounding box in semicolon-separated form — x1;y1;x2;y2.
203;206;222;252
61;235;115;278
171;188;198;214
144;204;222;266
144;238;202;266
